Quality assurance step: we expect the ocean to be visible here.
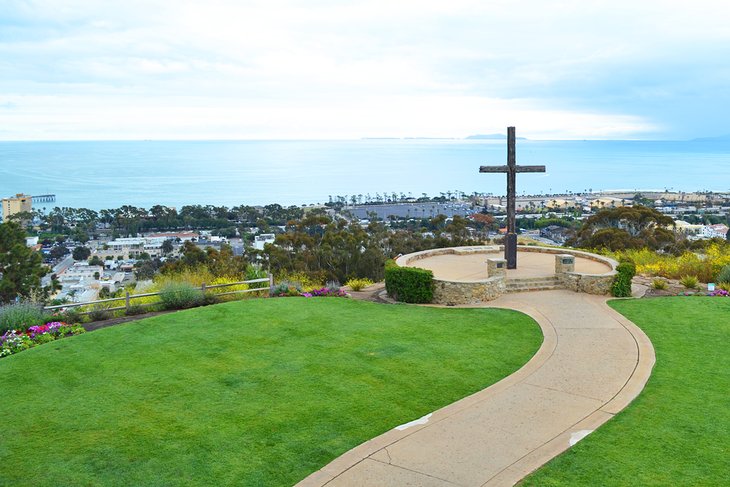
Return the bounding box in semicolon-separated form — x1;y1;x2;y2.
1;139;728;211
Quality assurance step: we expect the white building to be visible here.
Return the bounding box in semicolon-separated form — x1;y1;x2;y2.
61;263;104;281
106;237;145;251
99;272;127;294
105;237;164;257
701;224;729;239
253;233;276;250
57;263;105;302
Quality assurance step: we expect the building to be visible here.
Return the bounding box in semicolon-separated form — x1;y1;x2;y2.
2;193;32;222
147;232;198;242
673;220;703;238
57;263;105;302
253;234;276;250
61;263;104;281
104;236;165;257
700;224;729;240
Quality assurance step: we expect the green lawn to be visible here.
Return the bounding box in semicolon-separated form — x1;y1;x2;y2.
522;297;730;486
1;298;541;487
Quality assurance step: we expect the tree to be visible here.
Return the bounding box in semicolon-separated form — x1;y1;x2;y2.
568;205;675;251
135;258;163;280
0;222;47;303
49;244;70;260
71;227;90;243
89;256;104;266
470;213;496;231
161;239;174;255
72;246;91;261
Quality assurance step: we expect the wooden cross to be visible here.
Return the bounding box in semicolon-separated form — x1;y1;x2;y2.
480;127;546;269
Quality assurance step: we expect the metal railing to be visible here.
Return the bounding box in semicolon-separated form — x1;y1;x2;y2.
44;275;274;315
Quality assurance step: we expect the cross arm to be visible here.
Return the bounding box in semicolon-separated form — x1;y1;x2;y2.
479;166;509;173
515;165;546;173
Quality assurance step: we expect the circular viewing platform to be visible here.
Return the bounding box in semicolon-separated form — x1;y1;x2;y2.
394;245;617;305
407;248;611;282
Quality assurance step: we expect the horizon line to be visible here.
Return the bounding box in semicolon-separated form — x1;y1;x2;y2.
0;135;726;143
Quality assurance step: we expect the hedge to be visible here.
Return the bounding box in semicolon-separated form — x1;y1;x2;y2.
611;261;636;297
384;260;434;303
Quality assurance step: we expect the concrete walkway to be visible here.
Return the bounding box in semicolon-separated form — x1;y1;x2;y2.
297;290;655;487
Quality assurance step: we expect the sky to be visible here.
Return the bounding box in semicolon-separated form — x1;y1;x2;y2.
1;0;730;141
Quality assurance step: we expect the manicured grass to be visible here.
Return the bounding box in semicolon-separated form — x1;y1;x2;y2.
1;298;541;487
522;297;730;486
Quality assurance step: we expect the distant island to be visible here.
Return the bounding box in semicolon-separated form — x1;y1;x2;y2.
361;137;459;140
691;134;730;142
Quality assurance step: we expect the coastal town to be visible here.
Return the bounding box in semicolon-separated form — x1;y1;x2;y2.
3;2;730;484
2;189;729;305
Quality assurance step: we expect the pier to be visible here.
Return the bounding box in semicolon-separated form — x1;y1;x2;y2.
32;194;56;203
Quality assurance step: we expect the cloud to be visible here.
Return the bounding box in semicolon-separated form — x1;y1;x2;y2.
1;0;729;139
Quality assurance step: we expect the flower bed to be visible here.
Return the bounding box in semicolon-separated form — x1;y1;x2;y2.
708;289;729;297
271;281;348;298
301;287;348;298
1;322;85;359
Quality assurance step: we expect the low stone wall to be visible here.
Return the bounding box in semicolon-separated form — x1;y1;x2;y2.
396;245;500;267
432;277;506;305
558;272;614;295
394;245;617;304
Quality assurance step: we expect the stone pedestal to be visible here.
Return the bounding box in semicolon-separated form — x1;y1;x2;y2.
555;254;575;274
487;258;507;278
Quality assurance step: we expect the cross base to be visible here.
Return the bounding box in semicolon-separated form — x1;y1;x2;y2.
505;233;517;269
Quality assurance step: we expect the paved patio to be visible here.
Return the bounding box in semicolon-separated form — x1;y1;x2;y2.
406;251;611;281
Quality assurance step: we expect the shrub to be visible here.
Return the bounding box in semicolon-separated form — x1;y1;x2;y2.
60;307;84;324
608;243;730;283
650;278;668;290
718;282;730;292
611;261;636;297
271;281;302;297
124;305;147;316
246;266;270;293
0;302;53;333
679;275;699;289
159;282;204;310
385;263;434;304
155;268;216;288
716;265;730;284
345;278;374;291
88;304;112;322
206;277;249;302
276;271;325;292
325;281;341;292
202;293;219;306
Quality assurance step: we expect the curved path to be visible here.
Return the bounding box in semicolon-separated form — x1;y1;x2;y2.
297;290;655;487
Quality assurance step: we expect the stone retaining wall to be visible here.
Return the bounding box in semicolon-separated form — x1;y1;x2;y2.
432;277;506;305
